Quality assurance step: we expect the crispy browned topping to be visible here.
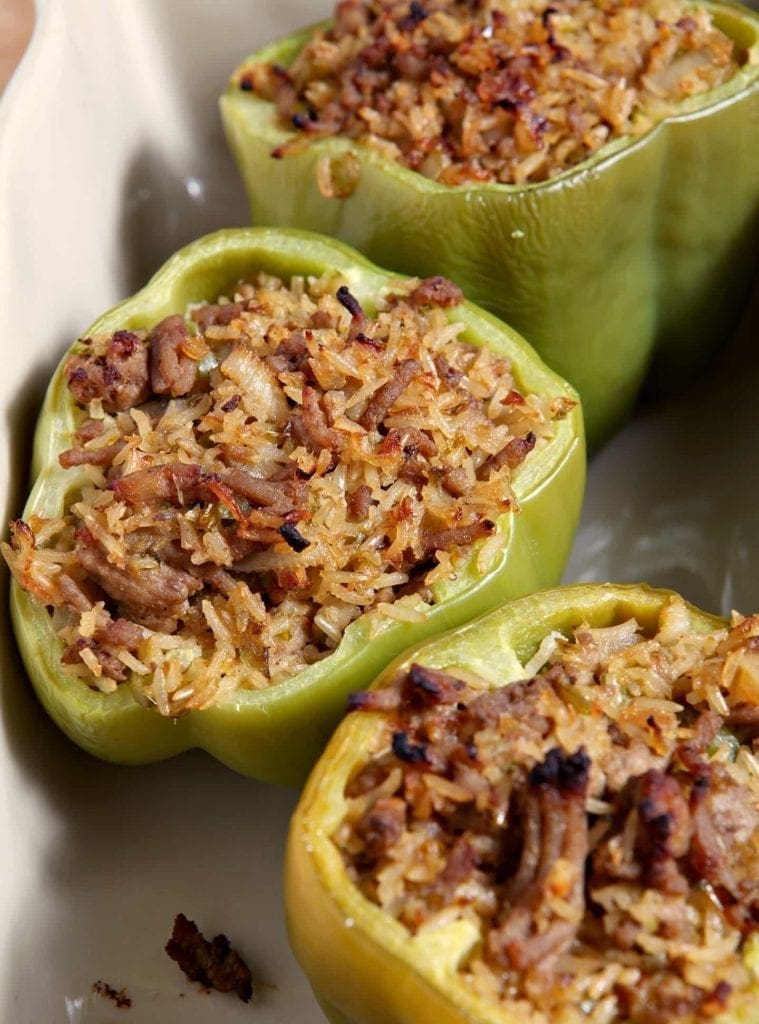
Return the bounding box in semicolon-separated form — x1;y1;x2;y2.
250;0;737;186
338;600;759;1023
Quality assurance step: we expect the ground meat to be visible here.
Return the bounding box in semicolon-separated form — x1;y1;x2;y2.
61;638;128;682
399;427;437;459
265;331;310;373
480;432;537;477
57;574;95;612
300;385;344;452
110;463;290;522
634;770;692;894
165;913;253;1003
149;314;197;397
190;301;244;330
440;467;469;496
689;763;759;929
488;748;590;971
616;973;722;1024
75;418;105;442
355;796;407;860
348;484;372;520
398;455;429;487
439;836;481;893
97;617;146;649
591;769;693;896
359;358;421;430
726;705;759;727
66;331;150;412
434;354;463;387
602;735;665;794
218;467;297;510
76;537;201;630
58;441;125;468
161;542;237;595
420;518;494;558
403;663;467;707
407;276;464;308
346;687;403;713
468;676;555;734
111;463;212;507
681;709;724;757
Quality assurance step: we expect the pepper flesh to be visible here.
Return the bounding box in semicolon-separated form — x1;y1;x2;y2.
285;582;759;1024
10;228;584;785
221;1;759;449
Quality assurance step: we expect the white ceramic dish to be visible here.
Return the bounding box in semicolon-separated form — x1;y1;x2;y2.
0;2;756;1022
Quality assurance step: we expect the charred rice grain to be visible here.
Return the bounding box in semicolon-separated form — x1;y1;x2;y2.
279;522;311;552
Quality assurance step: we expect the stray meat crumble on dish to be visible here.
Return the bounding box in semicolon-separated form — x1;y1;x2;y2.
166;913;254;1003
339;597;759;1023
245;0;738;186
3;272;572;715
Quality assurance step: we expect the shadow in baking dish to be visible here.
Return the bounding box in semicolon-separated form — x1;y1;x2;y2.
118;143;248;298
567;274;759;614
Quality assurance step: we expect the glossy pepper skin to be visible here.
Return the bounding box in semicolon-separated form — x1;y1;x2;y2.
285;582;759;1024
11;228;584;785
221;2;759;449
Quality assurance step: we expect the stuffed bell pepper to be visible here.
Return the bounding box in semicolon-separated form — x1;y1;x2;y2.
287;582;759;1024
221;0;759;448
2;228;583;784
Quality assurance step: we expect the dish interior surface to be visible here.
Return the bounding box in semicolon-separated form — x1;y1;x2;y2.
0;1;756;1021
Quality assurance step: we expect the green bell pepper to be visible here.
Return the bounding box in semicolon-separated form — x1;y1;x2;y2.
221;1;759;449
10;227;584;785
286;582;758;1024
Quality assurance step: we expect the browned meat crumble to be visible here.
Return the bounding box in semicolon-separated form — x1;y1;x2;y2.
338;599;759;1023
3;272;572;715
246;0;738;186
166;913;254;1003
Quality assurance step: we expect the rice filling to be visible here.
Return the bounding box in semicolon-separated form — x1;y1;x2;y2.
246;0;739;186
3;272;571;715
